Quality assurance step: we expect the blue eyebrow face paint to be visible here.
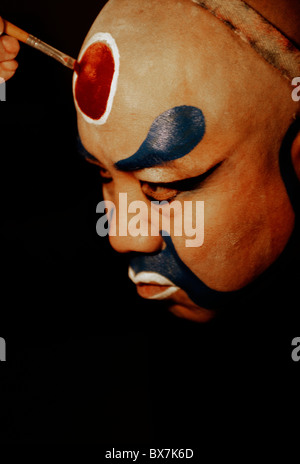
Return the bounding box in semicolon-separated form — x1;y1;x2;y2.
115;105;206;171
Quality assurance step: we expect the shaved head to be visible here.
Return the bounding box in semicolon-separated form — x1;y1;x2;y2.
76;0;298;160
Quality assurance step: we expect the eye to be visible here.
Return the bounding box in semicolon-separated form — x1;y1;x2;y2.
99;167;113;184
141;182;179;202
140;162;223;202
84;159;113;184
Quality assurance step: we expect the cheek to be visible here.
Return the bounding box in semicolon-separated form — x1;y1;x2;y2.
102;183;115;202
170;208;262;291
169;163;294;291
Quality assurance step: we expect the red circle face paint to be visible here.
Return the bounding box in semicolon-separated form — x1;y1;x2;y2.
73;33;120;125
75;42;114;120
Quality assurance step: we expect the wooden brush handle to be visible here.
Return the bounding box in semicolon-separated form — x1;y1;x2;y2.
3;19;29;43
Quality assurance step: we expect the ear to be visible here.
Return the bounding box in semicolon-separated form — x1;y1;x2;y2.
291;129;300;180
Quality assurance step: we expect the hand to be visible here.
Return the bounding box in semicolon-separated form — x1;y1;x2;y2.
0;17;20;80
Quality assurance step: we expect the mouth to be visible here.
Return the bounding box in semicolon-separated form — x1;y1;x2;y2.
128;267;179;300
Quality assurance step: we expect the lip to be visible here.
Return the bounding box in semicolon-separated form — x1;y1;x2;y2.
128;267;179;300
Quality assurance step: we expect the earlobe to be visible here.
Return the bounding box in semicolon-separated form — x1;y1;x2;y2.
291;129;300;181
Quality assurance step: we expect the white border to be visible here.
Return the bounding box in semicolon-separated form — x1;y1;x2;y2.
73;32;120;125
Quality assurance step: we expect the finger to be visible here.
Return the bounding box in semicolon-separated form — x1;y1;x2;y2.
0;18;4;35
0;69;17;81
0;35;20;60
0;59;18;80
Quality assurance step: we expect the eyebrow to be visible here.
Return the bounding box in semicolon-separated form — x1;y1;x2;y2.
114;105;206;172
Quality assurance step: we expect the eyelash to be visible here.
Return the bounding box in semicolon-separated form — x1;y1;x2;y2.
98;169;179;201
140;183;180;202
98;162;222;201
99;173;203;203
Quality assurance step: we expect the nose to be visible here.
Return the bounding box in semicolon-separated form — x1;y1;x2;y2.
107;178;163;254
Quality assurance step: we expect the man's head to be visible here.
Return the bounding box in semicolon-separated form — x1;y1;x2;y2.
73;0;300;322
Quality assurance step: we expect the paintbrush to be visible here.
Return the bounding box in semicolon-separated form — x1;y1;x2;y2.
3;19;77;70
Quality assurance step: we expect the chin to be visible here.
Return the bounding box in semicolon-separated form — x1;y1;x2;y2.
158;288;217;323
168;302;216;323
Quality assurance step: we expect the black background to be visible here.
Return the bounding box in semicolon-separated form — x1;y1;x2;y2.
0;0;154;444
0;0;300;448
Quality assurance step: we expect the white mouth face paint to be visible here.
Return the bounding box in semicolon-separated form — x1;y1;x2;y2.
73;32;120;125
128;267;179;300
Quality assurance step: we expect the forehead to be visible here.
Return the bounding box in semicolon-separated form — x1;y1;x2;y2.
76;0;293;166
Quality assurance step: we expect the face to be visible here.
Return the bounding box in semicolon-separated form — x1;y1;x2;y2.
74;0;298;322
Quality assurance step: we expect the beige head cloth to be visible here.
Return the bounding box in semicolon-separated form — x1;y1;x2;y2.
192;0;300;81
